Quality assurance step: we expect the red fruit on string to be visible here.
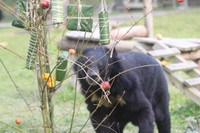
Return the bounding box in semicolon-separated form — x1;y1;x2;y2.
69;49;76;55
15;118;21;125
101;81;111;90
177;0;184;2
41;0;49;9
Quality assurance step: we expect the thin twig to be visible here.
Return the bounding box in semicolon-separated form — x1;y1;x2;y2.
0;59;43;132
0;43;26;61
95;91;125;130
109;64;159;81
0;120;27;133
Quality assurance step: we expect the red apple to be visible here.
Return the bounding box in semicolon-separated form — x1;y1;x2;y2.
101;81;111;90
69;49;76;55
177;0;184;2
41;0;49;9
15;118;21;125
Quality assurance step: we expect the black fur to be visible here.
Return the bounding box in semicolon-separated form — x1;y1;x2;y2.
74;46;170;133
0;10;3;21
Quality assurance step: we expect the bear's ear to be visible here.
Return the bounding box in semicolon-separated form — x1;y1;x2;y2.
109;47;118;58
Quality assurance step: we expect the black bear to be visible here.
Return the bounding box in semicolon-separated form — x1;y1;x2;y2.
0;10;3;21
74;46;170;133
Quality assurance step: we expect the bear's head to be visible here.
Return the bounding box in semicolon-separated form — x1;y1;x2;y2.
75;46;118;86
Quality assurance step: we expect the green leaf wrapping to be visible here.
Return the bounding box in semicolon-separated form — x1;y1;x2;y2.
99;11;110;45
52;0;63;24
12;0;27;28
67;4;93;32
56;51;69;81
25;29;38;70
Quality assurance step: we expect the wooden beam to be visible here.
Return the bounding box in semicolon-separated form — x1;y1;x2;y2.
148;48;180;58
144;0;153;38
184;78;200;87
57;37;139;53
169;73;200;105
165;62;198;72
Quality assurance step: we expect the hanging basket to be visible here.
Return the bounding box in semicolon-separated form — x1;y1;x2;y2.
52;0;63;24
25;29;38;70
12;0;28;28
67;2;93;32
56;51;69;81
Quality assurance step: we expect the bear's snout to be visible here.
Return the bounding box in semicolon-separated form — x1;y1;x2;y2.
86;67;101;85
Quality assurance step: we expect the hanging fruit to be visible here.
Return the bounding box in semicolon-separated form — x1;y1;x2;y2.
69;49;76;55
177;0;184;2
101;81;111;90
41;0;49;9
42;73;55;88
15;118;21;125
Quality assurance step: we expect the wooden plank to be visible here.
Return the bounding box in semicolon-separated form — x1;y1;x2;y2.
133;44;148;54
148;48;180;58
133;37;157;44
174;55;188;63
153;42;170;50
161;38;200;51
177;38;200;44
185;87;200;105
123;2;143;9
169;73;200;105
165;62;198;72
186;69;200;78
184;78;200;87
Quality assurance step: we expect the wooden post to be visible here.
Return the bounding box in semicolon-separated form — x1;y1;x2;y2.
172;0;177;8
144;0;153;38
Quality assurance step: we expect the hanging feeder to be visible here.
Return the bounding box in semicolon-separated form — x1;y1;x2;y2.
99;0;110;45
12;0;28;28
67;0;93;32
56;51;69;81
52;0;63;24
25;29;38;70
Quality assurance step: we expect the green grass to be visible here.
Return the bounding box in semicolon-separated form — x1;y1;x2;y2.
122;8;200;38
1;9;200;132
154;9;200;38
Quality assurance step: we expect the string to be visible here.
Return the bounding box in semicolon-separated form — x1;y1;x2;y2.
77;0;81;30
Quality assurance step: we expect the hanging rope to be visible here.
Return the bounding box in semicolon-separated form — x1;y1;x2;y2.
99;0;110;45
77;0;81;30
